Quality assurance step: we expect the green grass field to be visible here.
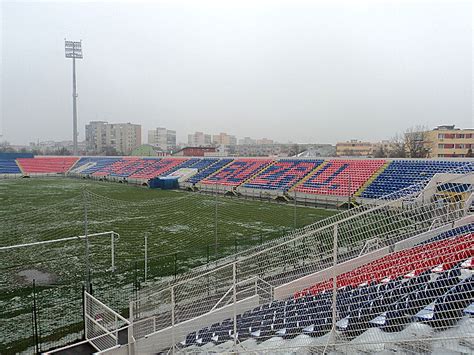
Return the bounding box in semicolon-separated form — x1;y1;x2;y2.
0;177;336;353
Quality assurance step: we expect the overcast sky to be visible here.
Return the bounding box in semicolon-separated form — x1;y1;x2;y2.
1;0;472;145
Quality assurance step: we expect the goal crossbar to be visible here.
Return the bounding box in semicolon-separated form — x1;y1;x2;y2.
0;231;118;250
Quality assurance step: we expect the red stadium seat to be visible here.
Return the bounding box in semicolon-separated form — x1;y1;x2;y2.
296;232;473;298
17;157;79;174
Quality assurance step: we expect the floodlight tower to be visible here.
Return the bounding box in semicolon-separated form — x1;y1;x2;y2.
65;40;83;155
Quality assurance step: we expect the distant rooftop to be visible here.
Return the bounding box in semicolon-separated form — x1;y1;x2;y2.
434;125;457;131
432;125;473;131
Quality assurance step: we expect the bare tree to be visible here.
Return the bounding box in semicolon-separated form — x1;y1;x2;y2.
0;141;15;153
288;144;301;157
372;146;387;158
388;133;406;158
404;125;429;158
53;147;72;156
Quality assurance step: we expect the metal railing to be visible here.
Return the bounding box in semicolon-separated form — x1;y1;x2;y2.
125;170;473;353
85;291;130;352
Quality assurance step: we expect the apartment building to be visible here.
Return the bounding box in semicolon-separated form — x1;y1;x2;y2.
238;137;256;145
212;132;237;146
85;121;141;155
187;131;212;147
148;127;177;153
424;125;474;158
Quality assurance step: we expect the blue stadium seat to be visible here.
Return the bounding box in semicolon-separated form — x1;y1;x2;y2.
414;275;474;327
421;224;473;245
0;159;21;174
361;160;473;199
178;226;473;349
70;157;122;175
463;302;474;316
201;159;273;187
187;159;233;184
242;159;324;191
363;268;461;333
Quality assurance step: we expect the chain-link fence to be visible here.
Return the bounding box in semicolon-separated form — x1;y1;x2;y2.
126;168;474;354
0;279;85;354
0;178;330;353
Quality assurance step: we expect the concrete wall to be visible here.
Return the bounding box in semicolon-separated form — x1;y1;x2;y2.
237;186;284;198
100;345;129;355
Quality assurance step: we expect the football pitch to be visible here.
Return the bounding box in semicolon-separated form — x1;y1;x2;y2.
0;177;336;353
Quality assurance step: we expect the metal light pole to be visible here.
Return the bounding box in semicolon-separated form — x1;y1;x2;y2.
65;40;83;155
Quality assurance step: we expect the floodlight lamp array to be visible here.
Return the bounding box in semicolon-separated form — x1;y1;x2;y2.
65;40;83;59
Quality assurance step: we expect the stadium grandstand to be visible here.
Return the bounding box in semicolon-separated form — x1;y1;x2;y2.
4;155;473;204
0;154;473;354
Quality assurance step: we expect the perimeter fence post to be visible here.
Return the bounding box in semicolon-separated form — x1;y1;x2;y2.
83;190;91;293
134;261;139;301
82;284;86;341
144;234;148;282
232;262;237;348
111;232;115;272
128;301;135;355
32;279;39;354
174;253;177;280
171;285;176;354
294;190;297;229
331;223;338;349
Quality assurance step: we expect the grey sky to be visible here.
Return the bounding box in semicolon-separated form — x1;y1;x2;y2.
1;0;472;145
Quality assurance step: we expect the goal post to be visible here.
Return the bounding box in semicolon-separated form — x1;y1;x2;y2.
0;231;119;272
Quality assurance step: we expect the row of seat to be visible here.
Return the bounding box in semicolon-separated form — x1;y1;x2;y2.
91;158;160;177
160;158;205;177
0;159;22;174
128;158;188;179
361;160;473;199
71;157;224;181
294;160;386;196
422;224;473;245
200;159;273;187
338;264;473;336
4;157;472;201
69;157;122;174
186;159;234;184
242;160;324;191
178;226;473;349
16;157;78;174
297;229;473;298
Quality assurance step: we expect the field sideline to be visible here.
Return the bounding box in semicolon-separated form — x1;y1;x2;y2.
0;177;336;353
